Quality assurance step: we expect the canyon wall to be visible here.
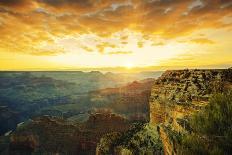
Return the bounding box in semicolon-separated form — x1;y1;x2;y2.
8;113;130;155
149;69;232;155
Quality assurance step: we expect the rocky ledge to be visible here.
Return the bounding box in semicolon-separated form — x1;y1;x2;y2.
149;68;232;155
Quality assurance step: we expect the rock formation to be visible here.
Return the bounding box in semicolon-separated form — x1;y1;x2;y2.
8;113;130;155
3;68;232;155
149;68;232;155
96;123;163;155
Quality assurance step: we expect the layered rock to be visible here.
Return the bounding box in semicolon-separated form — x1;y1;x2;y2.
8;113;130;155
89;79;154;122
149;69;232;155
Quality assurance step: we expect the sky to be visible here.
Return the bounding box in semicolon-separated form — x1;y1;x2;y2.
0;0;231;71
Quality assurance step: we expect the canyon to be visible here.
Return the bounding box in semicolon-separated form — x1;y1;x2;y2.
96;68;232;154
0;68;231;154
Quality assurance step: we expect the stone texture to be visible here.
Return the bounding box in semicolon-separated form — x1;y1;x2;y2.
149;68;232;155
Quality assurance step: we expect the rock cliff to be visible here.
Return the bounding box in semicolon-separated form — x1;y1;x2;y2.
8;113;130;155
149;69;232;155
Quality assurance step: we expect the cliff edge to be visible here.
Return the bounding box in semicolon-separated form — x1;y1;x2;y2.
149;68;232;155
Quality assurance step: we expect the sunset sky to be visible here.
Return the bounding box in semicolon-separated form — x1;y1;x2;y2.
0;0;231;71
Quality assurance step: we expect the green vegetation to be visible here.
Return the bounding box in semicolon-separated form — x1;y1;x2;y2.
98;123;163;155
97;132;121;154
181;92;232;155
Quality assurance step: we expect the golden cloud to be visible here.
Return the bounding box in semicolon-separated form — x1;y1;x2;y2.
96;42;117;53
81;45;93;52
152;42;165;46
137;41;144;48
0;0;231;55
190;38;215;44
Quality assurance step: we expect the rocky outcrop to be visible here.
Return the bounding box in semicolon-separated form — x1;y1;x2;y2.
96;123;163;155
149;69;232;155
8;113;130;155
85;112;129;132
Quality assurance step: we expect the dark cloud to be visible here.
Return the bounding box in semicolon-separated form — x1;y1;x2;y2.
37;0;93;7
0;0;35;11
0;0;27;6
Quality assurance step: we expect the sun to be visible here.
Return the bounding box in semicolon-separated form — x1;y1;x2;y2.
124;62;134;69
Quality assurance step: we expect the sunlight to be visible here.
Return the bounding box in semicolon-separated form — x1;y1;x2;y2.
124;62;134;69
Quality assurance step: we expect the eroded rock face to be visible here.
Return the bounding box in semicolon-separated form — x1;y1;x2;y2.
149;69;232;155
9;113;130;155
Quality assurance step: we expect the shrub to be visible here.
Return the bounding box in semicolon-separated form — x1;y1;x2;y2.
181;91;232;155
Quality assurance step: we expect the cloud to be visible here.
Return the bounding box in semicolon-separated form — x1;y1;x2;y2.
0;0;231;55
120;35;128;40
137;41;144;48
107;51;132;55
190;38;215;44
152;42;165;46
121;41;128;44
38;0;90;6
29;49;65;56
0;0;30;7
96;42;117;53
81;45;93;52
